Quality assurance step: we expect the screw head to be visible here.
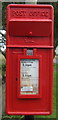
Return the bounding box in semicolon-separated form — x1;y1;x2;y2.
29;32;32;35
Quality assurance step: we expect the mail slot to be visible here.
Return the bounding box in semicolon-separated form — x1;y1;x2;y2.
6;4;54;115
9;20;52;36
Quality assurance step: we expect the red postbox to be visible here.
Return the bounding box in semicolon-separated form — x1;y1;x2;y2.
6;4;54;115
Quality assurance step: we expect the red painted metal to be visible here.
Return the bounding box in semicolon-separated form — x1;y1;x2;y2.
6;4;54;115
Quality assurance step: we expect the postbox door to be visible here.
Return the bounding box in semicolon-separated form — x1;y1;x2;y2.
6;47;53;115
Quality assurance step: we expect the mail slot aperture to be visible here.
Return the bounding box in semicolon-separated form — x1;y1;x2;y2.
9;20;52;37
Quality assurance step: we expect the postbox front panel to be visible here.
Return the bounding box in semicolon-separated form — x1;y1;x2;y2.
6;4;54;115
